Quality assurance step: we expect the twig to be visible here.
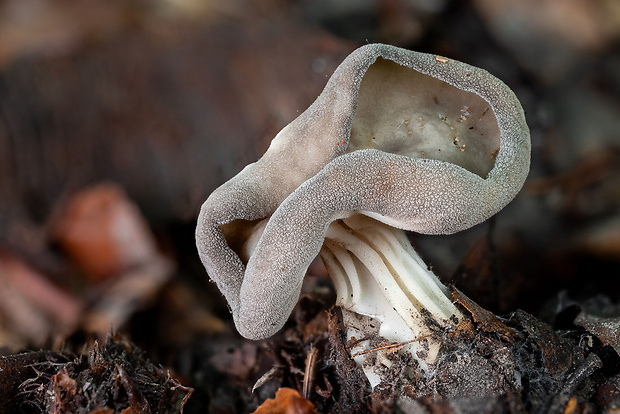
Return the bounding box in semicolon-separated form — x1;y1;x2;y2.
350;334;433;358
302;345;318;400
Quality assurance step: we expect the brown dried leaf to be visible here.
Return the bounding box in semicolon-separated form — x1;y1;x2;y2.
53;183;160;282
563;396;578;414
452;287;517;342
252;388;318;414
51;182;174;336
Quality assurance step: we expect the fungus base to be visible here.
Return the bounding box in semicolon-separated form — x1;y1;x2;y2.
320;215;462;388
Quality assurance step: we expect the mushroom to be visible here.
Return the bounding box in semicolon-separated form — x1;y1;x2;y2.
196;44;530;385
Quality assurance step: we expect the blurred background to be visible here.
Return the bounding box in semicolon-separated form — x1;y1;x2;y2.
1;0;620;411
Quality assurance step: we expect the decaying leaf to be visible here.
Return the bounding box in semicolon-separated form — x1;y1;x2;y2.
252;388;318;414
53;183;162;282
452;286;517;341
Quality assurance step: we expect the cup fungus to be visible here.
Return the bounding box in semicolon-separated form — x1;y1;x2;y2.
196;44;530;387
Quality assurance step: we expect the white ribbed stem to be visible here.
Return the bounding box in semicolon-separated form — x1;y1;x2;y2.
320;215;461;387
